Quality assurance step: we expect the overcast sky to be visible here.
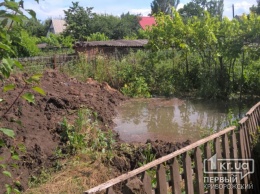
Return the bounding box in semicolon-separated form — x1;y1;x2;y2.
24;0;257;21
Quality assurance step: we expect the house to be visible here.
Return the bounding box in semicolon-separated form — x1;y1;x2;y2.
73;39;148;58
47;19;66;36
139;16;156;30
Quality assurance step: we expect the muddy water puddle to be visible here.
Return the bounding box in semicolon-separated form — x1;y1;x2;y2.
114;98;255;143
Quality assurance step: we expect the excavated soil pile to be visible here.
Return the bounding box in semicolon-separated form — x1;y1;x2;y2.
0;70;126;193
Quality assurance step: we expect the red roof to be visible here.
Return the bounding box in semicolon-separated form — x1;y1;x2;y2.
139;16;156;30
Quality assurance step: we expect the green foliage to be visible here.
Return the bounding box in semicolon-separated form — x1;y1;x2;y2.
63;2;95;40
60;9;260;99
91;14;121;39
22;18;51;37
59;109;116;155
0;1;46;193
0;128;15;138
179;0;224;19
39;33;74;48
63;2;141;40
121;77;151;98
146;10;260;98
84;32;109;41
17;30;40;57
151;0;180;16
115;12;141;39
28;169;51;188
250;1;260;15
138;143;156;166
60;117;86;155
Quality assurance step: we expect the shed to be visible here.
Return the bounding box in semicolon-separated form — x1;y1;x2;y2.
73;39;148;58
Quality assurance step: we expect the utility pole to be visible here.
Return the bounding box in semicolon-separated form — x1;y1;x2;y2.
232;4;235;18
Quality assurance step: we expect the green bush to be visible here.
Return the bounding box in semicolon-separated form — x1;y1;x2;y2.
121;76;151;98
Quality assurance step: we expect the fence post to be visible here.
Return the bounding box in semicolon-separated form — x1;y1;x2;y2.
231;130;241;194
142;172;153;194
156;164;168;194
194;147;204;194
222;133;233;194
183;152;194;194
53;54;56;69
214;137;224;194
170;157;181;194
205;141;216;194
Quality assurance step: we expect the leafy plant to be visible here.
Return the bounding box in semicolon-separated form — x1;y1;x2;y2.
0;1;46;193
84;32;109;41
121;76;151;98
59;108;116;156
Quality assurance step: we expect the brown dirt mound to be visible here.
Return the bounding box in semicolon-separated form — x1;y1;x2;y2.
0;70;126;193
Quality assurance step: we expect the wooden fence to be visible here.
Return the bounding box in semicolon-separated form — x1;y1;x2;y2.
85;102;260;194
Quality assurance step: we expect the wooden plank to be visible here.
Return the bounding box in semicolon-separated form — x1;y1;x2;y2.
256;107;260;126
204;142;215;194
240;122;254;194
183;152;194;194
246;116;254;145
156;164;167;194
248;114;257;135
84;126;236;194
243;122;251;158
238;128;248;187
170;157;181;194
141;172;152;194
246;102;260;116
253;110;259;129
231;130;241;194
222;133;233;194
194;147;204;194
106;187;115;194
214;138;224;194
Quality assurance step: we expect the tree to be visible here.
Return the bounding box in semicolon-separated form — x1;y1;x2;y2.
207;0;224;19
250;0;260;14
114;12;141;39
179;0;206;18
179;0;224;20
63;2;95;40
22;18;51;37
91;14;121;39
151;0;180;15
64;2;141;40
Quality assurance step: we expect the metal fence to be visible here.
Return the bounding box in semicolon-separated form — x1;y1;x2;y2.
17;54;78;70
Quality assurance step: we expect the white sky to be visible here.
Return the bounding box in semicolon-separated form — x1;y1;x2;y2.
23;0;257;21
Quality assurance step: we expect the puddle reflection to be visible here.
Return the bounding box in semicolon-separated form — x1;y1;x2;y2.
113;98;255;143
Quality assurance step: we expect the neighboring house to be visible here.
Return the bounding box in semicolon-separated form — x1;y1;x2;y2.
139;16;156;30
74;39;148;58
47;19;66;36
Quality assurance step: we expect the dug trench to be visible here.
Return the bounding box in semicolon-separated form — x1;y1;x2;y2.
0;70;190;193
